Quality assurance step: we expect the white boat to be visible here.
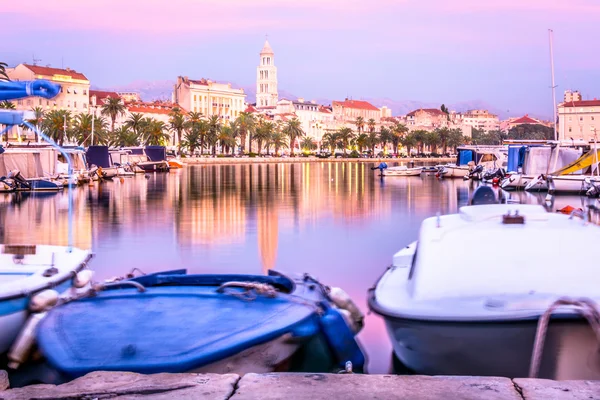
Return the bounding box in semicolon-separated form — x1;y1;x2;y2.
501;145;581;190
382;166;422;177
369;203;600;379
440;146;506;179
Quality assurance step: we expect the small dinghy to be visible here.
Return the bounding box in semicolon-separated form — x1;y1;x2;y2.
36;270;365;378
0;245;92;356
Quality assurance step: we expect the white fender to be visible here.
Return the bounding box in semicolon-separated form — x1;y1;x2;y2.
329;287;364;333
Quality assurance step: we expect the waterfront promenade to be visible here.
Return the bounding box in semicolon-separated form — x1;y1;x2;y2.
0;371;597;399
182;157;455;165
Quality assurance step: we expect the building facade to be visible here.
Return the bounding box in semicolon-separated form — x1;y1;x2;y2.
331;99;381;124
172;76;246;120
6;63;90;113
275;98;335;144
406;108;448;129
256;40;278;108
558;90;600;141
456;109;500;132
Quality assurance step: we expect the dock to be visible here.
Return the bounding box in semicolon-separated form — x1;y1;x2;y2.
1;371;598;399
182;157;455;165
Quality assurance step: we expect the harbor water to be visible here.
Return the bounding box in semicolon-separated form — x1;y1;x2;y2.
0;162;596;373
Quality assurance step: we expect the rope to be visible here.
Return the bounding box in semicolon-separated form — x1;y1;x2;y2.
216;281;279;301
529;297;600;378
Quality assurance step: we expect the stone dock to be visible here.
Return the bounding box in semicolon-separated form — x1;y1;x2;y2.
1;371;598;400
182;157;454;165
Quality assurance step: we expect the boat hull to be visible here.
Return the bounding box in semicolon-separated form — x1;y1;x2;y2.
548;176;591;194
381;313;600;379
133;162;170;173
382;168;422;177
500;174;535;190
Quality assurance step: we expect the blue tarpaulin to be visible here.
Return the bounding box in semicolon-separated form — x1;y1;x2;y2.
458;149;474;165
507;146;524;172
86;146;111;168
145;146;166;162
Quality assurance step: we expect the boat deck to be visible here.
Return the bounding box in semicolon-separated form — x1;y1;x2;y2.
1;370;596;399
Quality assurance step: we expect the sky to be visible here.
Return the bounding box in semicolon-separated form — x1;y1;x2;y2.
2;0;600;118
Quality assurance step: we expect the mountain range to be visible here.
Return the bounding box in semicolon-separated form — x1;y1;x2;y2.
97;80;522;120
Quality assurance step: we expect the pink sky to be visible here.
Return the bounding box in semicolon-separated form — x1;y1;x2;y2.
3;0;600;116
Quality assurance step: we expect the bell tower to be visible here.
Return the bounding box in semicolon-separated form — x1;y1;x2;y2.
256;38;278;107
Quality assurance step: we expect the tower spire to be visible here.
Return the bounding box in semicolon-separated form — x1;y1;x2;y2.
256;38;278;108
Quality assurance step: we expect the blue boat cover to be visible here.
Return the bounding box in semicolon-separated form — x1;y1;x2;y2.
37;274;332;376
458;149;474;165
128;147;144;155
145;146;166;162
86;146;111;168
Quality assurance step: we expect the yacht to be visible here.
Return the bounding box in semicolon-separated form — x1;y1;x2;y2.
439;146;506;179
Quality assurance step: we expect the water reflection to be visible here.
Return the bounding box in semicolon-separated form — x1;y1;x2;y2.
0;163;597;373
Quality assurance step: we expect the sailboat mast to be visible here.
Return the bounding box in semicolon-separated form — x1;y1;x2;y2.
549;29;558;141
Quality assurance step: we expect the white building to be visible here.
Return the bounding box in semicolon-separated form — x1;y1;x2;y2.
172;76;246;120
456;109;500;132
275;98;335;144
558;90;600;142
256;39;278;108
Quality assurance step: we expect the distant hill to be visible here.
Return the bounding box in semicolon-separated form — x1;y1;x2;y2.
97;80;544;120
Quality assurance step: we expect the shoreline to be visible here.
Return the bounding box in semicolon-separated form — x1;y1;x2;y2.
181;157;455;165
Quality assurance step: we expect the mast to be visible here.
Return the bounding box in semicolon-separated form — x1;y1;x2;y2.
549;29;558;141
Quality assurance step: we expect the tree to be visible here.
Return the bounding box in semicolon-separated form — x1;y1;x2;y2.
300;137;317;152
206;115;221;155
356;133;368;153
0;62;9;81
337;127;354;155
27;106;45;142
367;118;376;134
254;119;274;154
0;101;15;109
354;116;365;135
182;126;202;156
124;113;145;140
400;133;418;155
321;132;338;154
110;126;138;147
440;104;450;121
219;124;237;155
267;131;289;156
379;126;393;154
412;129;428;154
72;113;94;146
100;97;126;132
508;124;553;141
424;130;441;153
436;127;450;154
235;112;256;153
169;108;186;154
391;122;409;154
447;128;466;151
41;109;71;145
283;118;304;156
366;130;380;156
141;118;170;146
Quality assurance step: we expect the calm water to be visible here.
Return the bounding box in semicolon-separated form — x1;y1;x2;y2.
0;162;595;373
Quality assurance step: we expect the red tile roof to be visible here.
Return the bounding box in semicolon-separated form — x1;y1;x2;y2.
89;90;120;100
332;100;379;111
126;101;182;115
318;106;332;113
245;105;258;113
23;63;88;81
511;115;539;124
562;100;600;108
406;108;445;117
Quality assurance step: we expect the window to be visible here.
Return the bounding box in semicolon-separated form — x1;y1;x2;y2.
17;100;22;105
73;89;78;94
74;101;77;108
60;87;63;93
83;90;87;95
46;100;49;106
194;95;197;101
83;103;87;109
569;127;572;132
569;117;572;122
580;117;583;121
26;100;31;105
592;116;596;121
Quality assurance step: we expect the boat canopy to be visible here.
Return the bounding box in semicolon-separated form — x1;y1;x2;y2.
0;151;44;178
86;146;111;168
550;148;600;176
145;146;166;162
457;149;474;166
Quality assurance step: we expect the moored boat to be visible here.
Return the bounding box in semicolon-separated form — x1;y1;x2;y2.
382;165;422;177
369;203;600;379
36;270;365;378
439;146;506;179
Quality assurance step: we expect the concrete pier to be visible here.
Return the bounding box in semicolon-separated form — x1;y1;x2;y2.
1;371;598;399
182;157;454;165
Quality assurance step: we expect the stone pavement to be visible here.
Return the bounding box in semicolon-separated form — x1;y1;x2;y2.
1;371;599;400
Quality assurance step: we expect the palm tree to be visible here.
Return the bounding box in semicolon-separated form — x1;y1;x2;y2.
0;62;9;81
391;122;409;154
447;128;466;151
142;118;170;146
169;108;187;154
321;132;339;154
367;118;376;134
282;118;304;156
424;130;441;153
206;115;221;156
436;127;450;155
300;137;317;152
400;133;418;155
412;129;428;154
182;127;202;156
267;131;289;156
0;101;15;109
218;125;237;155
379;126;392;154
337;127;354;155
27;106;45;142
109;126;138;147
100;97;126;132
366;130;380;156
355;133;368;153
72;113;94;146
41;109;71;146
124;113;144;140
354;116;365;135
235;112;256;153
254;120;274;154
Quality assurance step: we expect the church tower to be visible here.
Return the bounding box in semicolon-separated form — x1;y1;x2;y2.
256;39;278;107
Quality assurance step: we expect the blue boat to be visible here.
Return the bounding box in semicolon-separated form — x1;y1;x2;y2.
36;270;366;377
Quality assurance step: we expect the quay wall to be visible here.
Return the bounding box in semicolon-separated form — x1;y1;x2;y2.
182;157;455;165
1;370;598;399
